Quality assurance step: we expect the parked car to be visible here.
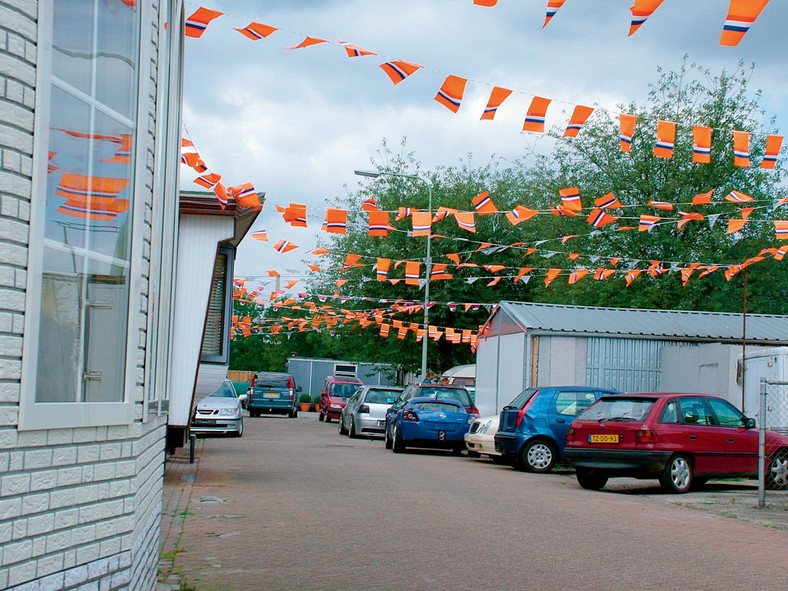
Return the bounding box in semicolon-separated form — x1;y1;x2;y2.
339;385;403;438
247;372;301;418
565;392;788;493
191;379;244;437
387;397;475;454
440;364;476;399
464;415;503;460
318;375;363;422
385;384;478;448
494;386;622;473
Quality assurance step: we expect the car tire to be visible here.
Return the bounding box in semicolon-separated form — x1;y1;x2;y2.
467;451;481;458
766;449;788;490
325;414;332;423
249;410;257;418
520;439;557;473
392;425;406;453
576;469;607;491
659;454;693;494
318;411;324;422
349;418;358;439
339;419;348;436
452;446;464;456
289;408;297;418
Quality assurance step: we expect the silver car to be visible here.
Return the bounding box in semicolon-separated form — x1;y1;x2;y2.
191;379;244;437
339;385;403;438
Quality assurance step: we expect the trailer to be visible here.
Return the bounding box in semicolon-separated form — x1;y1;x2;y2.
286;357;400;399
739;347;788;430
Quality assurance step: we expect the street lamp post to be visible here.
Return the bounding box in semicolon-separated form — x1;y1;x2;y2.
354;169;432;382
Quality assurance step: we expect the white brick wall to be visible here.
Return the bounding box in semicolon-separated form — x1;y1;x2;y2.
0;0;175;589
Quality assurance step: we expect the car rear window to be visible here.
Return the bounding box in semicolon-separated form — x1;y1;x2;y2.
413;401;462;412
366;389;401;404
418;387;472;406
255;374;291;388
330;383;360;398
576;397;656;422
505;388;538;409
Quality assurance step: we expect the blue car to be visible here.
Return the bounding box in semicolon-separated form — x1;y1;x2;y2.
388;397;475;454
494;386;621;473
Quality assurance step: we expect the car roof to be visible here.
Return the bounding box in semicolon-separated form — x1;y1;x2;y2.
602;392;723;399
409;396;463;404
328;376;362;382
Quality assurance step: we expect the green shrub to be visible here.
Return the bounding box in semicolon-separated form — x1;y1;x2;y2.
299;393;311;404
312;395;321;405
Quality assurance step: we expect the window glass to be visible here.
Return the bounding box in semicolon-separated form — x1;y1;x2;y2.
677;397;715;425
201;252;228;358
577;397;655;422
659;400;680;424
556;391;598;416
706;397;746;427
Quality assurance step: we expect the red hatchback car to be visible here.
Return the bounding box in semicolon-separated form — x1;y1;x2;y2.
565;392;788;493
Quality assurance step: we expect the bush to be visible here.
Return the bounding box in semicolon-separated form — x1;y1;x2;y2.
312;395;321;406
299;393;311;404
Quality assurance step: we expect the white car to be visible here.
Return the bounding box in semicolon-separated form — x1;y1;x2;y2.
464;415;502;460
191;379;244;437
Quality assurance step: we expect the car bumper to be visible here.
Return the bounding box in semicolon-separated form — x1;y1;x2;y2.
494;432;525;456
565;447;672;474
355;415;387;435
191;418;242;435
465;433;501;456
400;422;468;445
249;402;295;414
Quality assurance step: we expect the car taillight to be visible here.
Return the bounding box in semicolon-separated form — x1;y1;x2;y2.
469;406;479;415
358;404;370;413
515;393;537;428
636;429;656;444
403;410;419;422
567;428;575;442
288;389;294;399
250;375;256;390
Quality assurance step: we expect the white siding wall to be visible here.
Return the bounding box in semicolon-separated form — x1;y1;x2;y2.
475;332;527;417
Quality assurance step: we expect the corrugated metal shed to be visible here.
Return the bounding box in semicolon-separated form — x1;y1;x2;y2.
492;301;788;345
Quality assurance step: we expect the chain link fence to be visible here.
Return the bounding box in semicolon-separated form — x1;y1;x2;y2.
760;380;788;509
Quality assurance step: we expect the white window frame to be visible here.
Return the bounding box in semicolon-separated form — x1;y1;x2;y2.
19;0;151;430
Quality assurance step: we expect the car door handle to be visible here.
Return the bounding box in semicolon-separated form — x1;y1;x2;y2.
556;418;566;423
689;435;697;440
727;437;735;443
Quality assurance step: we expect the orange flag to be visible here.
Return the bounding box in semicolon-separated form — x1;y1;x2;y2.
338;40;377;58
653;120;676;158
235;22;278;40
732;130;750;167
411;211;432;237
472;191;498;215
628;0;665;36
559;187;582;212
404;261;421;285
368;210;390;237
586;208;618;228
323;208;348;234
544;268;562;287
286;36;327;50
283;203;307;227
522;96;552;133
775;221;788;240
619;114;637;152
228;182;260;207
376;258;391;281
692;189;714;205
379;60;423;85
543;0;567;27
454;211;476;233
720;0;771;46
725;190;753;203
273;240;298;253
435;75;468;113
250;229;268;242
481;86;513;121
342;254;362;272
506;205;538;225
474;0;498;5
55;174;130;221
563;105;594;138
692;126;712;163
185;7;223;38
761;134;783;169
595;192;623;209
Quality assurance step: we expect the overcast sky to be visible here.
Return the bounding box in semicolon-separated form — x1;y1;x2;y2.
180;0;788;287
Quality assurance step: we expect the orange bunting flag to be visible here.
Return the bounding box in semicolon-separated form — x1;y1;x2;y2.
185;7;223;38
727;218;748;234
628;0;665;36
732;130;750;167
522;96;552;133
214;183;228;208
559;187;582;212
55;174;129;221
720;0;770;46
638;215;660;232
514;267;533;282
379;60;423;85
310;247;330;256
286;36;327;50
307;264;321;272
454;211;476;233
568;269;589;285
563;105;594;138
487;277;503;287
433;206;457;222
284;280;299;290
619;114;637;152
648;201;674;211
367;210;390;237
282;203;307;227
543;0;567;27
361;197;378;212
396;207;414;220
653;120;676;158
544;268;562;287
446;253;461;265
194;172;222;189
761;134;783;169
481;86;513;121
273;240;298;253
677;211;704;230
692;126;712;163
342;254;362;272
250;229;269;242
506;205;538;225
338;40;377;58
101;133;132;164
586;208;618;228
472;191;498;215
376;258;391;281
595;192;622;209
474;0;498;6
431;264;453;281
594;268;616;281
625;269;642;287
411;211;432;237
379;323;391;338
435;75;468;113
647;260;668;277
335;279;347;290
692;189;714;205
680;265;699;286
235;22;278;41
228;182;260;207
267;269;280;277
404;261;421;285
725;190;753;203
775;221;788;240
323;208;348;234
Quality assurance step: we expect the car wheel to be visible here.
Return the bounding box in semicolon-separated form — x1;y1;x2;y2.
576;469;607;491
385;426;393;449
520;439;557;473
491;455;510;465
451;445;464;456
349;418;358;439
325;414;332;423
318;411;324;422
339;418;348;436
766;449;788;490
659;454;693;494
691;477;708;490
290;408;297;418
467;451;481;458
234;419;243;438
392;425;406;453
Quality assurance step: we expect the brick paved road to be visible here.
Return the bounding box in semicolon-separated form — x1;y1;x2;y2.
161;412;787;591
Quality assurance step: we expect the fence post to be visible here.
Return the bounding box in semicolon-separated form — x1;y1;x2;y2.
758;378;766;508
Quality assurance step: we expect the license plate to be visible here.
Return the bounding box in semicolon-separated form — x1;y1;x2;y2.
264;392;279;398
194;420;216;426
377;420;385;427
589;434;619;443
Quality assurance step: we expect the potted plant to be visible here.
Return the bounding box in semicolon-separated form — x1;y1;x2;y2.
312;395;321;412
298;393;311;412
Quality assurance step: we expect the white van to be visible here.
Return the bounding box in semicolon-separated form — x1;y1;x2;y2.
441;364;476;398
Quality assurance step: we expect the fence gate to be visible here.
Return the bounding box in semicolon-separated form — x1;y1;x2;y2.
759;379;788;509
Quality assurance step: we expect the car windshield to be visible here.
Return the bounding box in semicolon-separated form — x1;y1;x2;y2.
366;389;401;404
413;401;463;412
417;387;472;406
330;383;360;398
577;397;655;422
211;382;238;398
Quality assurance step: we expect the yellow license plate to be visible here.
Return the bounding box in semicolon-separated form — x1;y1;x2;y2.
589;434;619;443
264;392;279;398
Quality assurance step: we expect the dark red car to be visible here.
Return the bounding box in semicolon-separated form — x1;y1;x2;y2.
565;392;788;493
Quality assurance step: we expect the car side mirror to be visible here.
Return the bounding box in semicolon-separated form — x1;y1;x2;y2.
744;417;756;429
297;386;302;392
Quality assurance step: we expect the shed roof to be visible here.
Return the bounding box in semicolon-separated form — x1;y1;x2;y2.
490;301;788;345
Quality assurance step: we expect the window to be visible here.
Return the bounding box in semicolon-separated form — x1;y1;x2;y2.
555;391;597;417
21;0;142;428
200;248;232;362
706;397;746;428
677;397;715;426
